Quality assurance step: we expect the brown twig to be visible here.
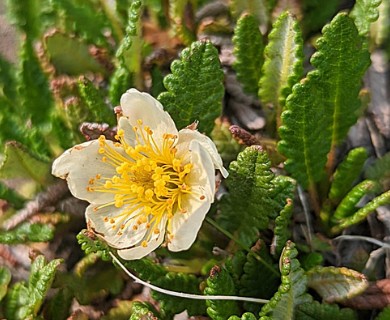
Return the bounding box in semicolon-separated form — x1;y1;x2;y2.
2;180;69;231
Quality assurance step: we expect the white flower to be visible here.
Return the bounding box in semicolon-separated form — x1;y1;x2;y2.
52;89;227;260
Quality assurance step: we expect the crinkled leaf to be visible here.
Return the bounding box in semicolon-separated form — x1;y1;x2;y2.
17;40;54;126
370;0;390;46
278;13;370;189
229;313;257;320
239;241;279;313
269;175;296;220
350;0;382;36
102;300;133;320
0;142;51;198
296;300;357;320
130;302;161;320
218;146;279;247
44;32;105;75
78;77;115;125
158;41;224;135
46;287;73;320
272;199;294;257
259;241;312;319
307;266;368;303
77;229;111;261
233;14;264;96
5;255;62;320
0;267;11;301
331;180;379;223
0;222;54;244
329;147;368;204
168;0;196;46
259;11;303;126
205;265;240;320
331;189;390;234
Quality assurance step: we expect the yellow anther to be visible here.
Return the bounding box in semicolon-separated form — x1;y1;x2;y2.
104;181;113;188
144;206;152;214
154;228;160;234
98;148;105;154
102;156;107;162
120;224;125;229
88;178;95;185
200;195;206;200
95;174;101;179
140;215;148;223
117;129;124;136
145;189;154;199
137;119;143;125
133;225;138;230
104;217;109;222
115;199;124;207
173;159;181;167
110;218;115;224
141;241;148;247
86;186;94;192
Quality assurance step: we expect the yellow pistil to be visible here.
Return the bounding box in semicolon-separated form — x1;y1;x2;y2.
88;119;193;237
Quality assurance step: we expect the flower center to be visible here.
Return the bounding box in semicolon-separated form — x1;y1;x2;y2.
87;119;193;240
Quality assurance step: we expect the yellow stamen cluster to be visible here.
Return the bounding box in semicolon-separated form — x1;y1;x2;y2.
88;119;193;242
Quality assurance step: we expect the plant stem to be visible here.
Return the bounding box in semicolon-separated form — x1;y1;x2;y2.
205;217;280;277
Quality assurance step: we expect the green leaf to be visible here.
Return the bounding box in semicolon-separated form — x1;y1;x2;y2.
331;189;390;234
205;265;240;320
0;223;54;244
296;300;357;320
239;241;279;313
46;287;73;320
329;147;368;204
0;142;51;198
331;180;379;223
300;0;340;35
130;302;161;320
108;65;134;105
77;229;112;261
158;41;224;135
306;266;368;303
273;199;294;257
102;300;134;320
44;32;106;75
229;313;257;320
18;40;54;126
371;0;390;46
350;0;382;36
230;0;272;27
154;272;206;317
78;77;115;125
233;14;264;96
365;151;390;189
0;267;12;301
168;0;196;46
0;182;25;209
5;255;62;320
259;11;303;126
259;241;312;319
278;13;370;189
218;146;279;247
52;0;111;47
376;307;390;320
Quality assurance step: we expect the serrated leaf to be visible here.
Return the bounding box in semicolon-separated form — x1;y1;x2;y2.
259;241;312;319
329;147;368;204
229;313;257;320
239;241;279;313
272;199;294;257
278;13;370;189
52;0;111;46
233;14;264;96
307;266;368;303
0;267;11;301
18;40;54;125
0;222;54;244
78;77;115;125
259;11;303;127
205;265;240;320
169;0;196;46
158;41;224;135
331;189;390;234
77;229;112;261
331;180;379;223
0;142;51;198
130;302;161;320
350;0;382;36
44;32;105;75
296;300;357;320
218;146;279;247
5;255;62;320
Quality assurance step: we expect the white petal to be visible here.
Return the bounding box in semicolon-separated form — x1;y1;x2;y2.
52;140;119;204
86;205;148;249
185;139;216;202
118;117;136;146
177;129;228;178
120;89;178;146
168;191;211;251
117;217;167;260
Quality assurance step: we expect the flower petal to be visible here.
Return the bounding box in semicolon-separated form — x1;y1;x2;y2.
177;128;228;177
86;204;148;249
118;116;136;146
52;140;120;204
120;89;178;146
117;217;167;260
168;190;211;251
